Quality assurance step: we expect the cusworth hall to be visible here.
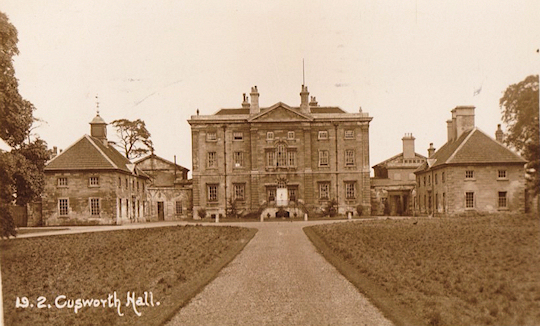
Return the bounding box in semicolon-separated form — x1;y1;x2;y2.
31;84;529;226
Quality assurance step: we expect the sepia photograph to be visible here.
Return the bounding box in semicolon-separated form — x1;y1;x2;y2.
1;1;539;325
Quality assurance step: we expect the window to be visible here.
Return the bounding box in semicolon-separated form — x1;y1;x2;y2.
442;193;446;212
58;177;68;187
442;172;445;183
345;130;354;139
319;150;329;167
288;131;295;140
498;170;507;179
125;178;128;189
345;150;355;166
207;131;217;141
266;150;275;167
288;188;297;202
208;152;217;168
435;193;439;211
176;201;182;214
345;182;356;199
287;151;296;167
319;183;330;199
428;175;431;185
498;192;507;208
118;177;121;188
90;198;100;216
137;181;140;192
435;173;438;185
466;192;474;208
465;170;474;179
233;132;243;141
267;187;276;202
423;176;426;186
233;184;245;201
58;199;69;216
233;152;243;167
318;130;328;140
89;176;99;187
266;131;274;140
276;144;287;167
207;184;218;202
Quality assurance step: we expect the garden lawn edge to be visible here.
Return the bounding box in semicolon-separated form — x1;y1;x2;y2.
303;225;425;326
159;227;257;326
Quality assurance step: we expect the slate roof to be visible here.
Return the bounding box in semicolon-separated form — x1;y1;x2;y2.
45;135;149;178
373;152;426;168
134;154;190;172
214;106;345;115
415;128;526;173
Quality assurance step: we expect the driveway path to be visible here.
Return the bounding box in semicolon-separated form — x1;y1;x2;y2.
166;221;393;326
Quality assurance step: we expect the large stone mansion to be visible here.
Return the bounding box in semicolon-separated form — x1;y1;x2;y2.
188;85;372;219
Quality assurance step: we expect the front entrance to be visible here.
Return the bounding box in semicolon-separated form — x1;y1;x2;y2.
157;202;165;221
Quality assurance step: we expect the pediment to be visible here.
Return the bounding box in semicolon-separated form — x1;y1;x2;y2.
249;102;313;122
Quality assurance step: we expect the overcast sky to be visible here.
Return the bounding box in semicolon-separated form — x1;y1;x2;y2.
3;0;539;174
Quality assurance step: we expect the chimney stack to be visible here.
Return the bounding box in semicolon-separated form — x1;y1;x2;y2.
300;85;309;113
242;93;250;108
309;96;318;107
452;106;475;139
402;133;415;159
428;143;436;157
250;86;260;115
446;120;454;142
495;124;504;142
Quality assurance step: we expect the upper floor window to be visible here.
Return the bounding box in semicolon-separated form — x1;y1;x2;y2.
233;152;243;168
345;182;356;199
266;150;275;167
345;130;354;139
233;132;243;141
465;170;474;179
266;132;274;140
319;150;329;167
276;144;287;167
58;177;68;187
288;151;296;167
318;130;328;140
435;173;438;185
89;176;99;187
287;131;295;140
125;178;128;189
118;177;121;188
498;170;507;179
206;131;217;141
442;172;445;183
208;152;217;168
90;198;100;215
345;150;355;166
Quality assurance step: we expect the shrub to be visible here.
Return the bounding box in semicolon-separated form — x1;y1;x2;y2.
226;198;239;218
356;204;363;216
322;199;338;217
197;208;206;219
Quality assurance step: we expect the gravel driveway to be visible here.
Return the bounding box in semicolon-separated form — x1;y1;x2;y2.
166;221;393;326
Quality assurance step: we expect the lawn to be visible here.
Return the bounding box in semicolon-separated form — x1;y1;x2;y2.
305;214;540;326
1;225;256;326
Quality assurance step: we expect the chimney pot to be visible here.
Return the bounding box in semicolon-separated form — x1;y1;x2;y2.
428;143;436;157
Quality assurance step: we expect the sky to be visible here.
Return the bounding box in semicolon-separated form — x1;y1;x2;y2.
2;0;539;175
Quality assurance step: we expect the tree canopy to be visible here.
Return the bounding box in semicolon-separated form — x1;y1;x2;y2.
0;12;49;237
111;118;154;159
500;74;539;195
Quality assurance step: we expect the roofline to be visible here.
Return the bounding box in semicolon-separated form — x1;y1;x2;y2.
44;168;150;177
86;135;119;169
45;135;87;166
134;154;190;172
414;161;526;174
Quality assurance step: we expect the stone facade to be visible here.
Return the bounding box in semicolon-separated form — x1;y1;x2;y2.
189;85;372;219
415;106;526;216
135;154;192;221
371;134;426;215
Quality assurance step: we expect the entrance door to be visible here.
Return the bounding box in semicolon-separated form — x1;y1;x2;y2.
157;202;164;221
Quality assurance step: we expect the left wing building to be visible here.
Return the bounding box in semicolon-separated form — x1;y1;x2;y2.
43;113;150;225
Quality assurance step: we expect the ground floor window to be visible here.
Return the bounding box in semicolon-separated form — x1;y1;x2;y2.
90;198;100;216
498;191;507;208
345;182;356;199
207;184;218;202
319;182;330;200
267;187;276;202
288;187;297;202
466;192;474;208
176;201;182;214
58;198;69;216
233;184;245;201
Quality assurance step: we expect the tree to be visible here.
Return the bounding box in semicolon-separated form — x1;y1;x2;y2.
110;119;154;159
0;12;49;238
500;75;539;195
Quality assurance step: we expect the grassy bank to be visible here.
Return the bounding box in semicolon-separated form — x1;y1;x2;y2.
305;215;540;326
1;225;256;326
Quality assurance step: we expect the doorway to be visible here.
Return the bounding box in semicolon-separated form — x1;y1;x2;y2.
157;202;164;221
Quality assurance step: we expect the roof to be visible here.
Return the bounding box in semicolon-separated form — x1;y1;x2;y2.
45;135;149;178
415;128;526;173
90;114;107;124
213;106;345;115
373;152;426;168
134;154;190;172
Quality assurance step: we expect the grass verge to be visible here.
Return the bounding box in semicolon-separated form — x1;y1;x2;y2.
305;215;540;326
1;225;256;326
